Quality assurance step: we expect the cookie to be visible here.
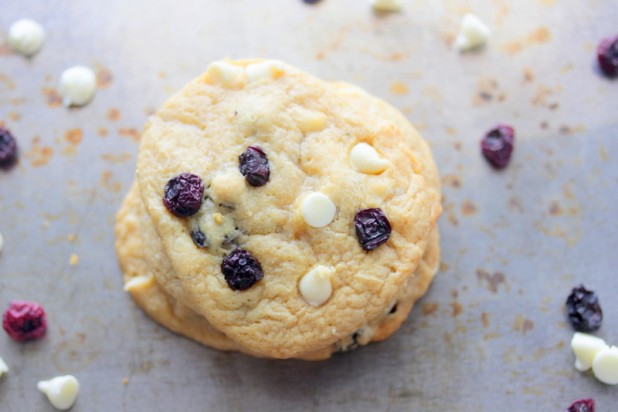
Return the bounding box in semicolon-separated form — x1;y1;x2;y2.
120;59;441;358
116;183;440;359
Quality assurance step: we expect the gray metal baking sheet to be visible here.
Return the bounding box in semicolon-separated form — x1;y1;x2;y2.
1;0;617;410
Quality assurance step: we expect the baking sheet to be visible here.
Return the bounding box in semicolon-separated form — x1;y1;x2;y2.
1;0;617;410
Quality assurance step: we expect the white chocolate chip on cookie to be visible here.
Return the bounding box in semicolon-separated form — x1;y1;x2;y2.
246;60;285;82
571;332;609;371
301;192;336;228
288;106;327;133
124;275;155;292
350;143;389;174
204;61;246;87
38;375;80;410
592;346;618;385
299;265;334;306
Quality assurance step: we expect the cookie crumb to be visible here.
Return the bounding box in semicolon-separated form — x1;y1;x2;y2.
122;377;129;385
213;213;224;225
69;253;79;266
67;234;76;242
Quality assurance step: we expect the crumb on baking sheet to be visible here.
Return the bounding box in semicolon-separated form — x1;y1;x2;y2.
107;108;121;121
41;87;62;108
97;68;113;88
513;314;534;333
118;128;140;142
26;137;53;167
502;27;551;55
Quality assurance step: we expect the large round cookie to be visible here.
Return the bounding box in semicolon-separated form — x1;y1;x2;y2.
116;183;440;360
133;59;442;358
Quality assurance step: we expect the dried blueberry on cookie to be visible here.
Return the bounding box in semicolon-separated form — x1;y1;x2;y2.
239;146;270;187
190;228;208;248
354;208;392;251
221;248;264;291
162;173;204;217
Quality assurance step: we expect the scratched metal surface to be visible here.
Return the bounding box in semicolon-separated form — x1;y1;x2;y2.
0;0;617;411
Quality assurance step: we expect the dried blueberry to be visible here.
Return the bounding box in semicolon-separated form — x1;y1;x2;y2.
597;35;618;78
191;229;208;248
221;248;263;291
566;285;603;332
2;301;47;342
302;0;322;4
162;173;204;217
239;146;270;187
480;124;514;169
0;127;18;169
354;208;391;251
567;399;595;412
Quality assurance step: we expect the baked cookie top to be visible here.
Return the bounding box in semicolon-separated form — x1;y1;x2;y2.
136;59;441;358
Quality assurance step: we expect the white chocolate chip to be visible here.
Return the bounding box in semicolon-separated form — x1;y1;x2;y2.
0;355;9;377
350;143;389;174
371;0;402;12
592;346;618;385
204;61;245;87
59;66;97;107
246;60;285;82
38;375;80;410
571;332;609;371
0;231;4;254
288;106;327;133
455;13;491;51
124;275;155;292
301;192;336;228
8;19;45;56
299;265;334;306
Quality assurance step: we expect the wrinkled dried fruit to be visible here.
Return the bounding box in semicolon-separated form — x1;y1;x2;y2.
163;173;204;217
567;398;595;412
2;301;47;342
191;229;207;248
566;285;603;332
597;35;618;78
302;0;322;4
354;208;391;251
221;248;263;291
481;124;514;169
239;146;270;187
0;127;18;169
